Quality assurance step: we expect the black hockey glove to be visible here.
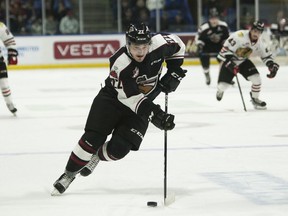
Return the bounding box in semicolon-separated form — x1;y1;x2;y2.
160;68;186;93
150;105;175;131
266;61;279;78
225;60;239;75
8;48;18;65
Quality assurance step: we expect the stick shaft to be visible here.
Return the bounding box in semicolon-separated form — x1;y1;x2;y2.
235;74;247;112
164;92;168;201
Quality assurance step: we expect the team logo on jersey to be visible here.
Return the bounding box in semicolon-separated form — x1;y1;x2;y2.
110;70;122;89
236;47;253;58
132;67;139;78
136;74;157;94
110;70;118;79
210;33;221;43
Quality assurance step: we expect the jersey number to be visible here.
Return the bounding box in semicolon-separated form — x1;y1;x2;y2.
163;35;175;44
228;38;236;46
111;79;122;89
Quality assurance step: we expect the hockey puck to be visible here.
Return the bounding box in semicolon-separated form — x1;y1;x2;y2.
147;201;157;207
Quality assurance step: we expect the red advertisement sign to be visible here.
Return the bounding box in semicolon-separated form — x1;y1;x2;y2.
54;40;120;59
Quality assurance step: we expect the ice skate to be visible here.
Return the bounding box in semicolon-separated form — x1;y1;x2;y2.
51;172;75;196
6;103;17;115
250;92;267;110
80;153;100;177
216;90;224;101
204;72;211;85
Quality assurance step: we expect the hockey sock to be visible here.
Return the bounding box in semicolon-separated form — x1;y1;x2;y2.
203;68;209;74
65;139;98;173
251;84;261;98
248;74;261;98
0;78;13;104
217;81;230;92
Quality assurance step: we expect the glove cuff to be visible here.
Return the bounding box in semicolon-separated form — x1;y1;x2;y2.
266;61;274;67
8;48;18;56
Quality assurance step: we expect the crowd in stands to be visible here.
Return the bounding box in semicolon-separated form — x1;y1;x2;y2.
110;0;195;32
0;0;79;35
3;0;193;35
0;0;287;36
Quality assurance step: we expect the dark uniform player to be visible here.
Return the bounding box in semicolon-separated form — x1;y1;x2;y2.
270;18;288;55
51;23;186;195
195;8;229;85
270;18;288;39
216;20;279;110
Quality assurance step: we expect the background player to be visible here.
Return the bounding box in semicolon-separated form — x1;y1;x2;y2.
51;23;186;195
195;8;229;85
270;18;288;56
216;20;279;110
0;22;18;115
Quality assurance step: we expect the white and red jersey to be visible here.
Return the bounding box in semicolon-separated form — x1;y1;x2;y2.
0;22;16;58
217;30;274;65
104;33;185;115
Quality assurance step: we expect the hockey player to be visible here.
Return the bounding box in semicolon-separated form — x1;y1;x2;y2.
270;18;288;39
216;20;279;110
195;8;229;85
0;22;18;114
270;18;288;55
51;23;186;195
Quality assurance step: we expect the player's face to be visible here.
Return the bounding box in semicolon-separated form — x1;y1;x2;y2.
250;29;262;41
129;43;150;62
209;17;219;27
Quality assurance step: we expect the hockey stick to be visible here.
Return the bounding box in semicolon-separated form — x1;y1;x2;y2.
235;74;247;112
164;92;175;206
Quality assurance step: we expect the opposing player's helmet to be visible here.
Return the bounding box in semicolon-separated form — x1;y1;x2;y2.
251;20;264;32
126;23;151;45
209;8;219;18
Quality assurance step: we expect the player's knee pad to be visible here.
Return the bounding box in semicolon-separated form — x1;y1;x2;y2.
98;135;132;161
71;138;98;166
81;130;107;150
71;130;106;165
247;73;261;85
0;60;8;79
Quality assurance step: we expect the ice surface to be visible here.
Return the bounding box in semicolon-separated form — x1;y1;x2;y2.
1;65;288;216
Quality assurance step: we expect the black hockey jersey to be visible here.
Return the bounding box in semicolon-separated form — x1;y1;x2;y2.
195;20;229;52
104;33;185;115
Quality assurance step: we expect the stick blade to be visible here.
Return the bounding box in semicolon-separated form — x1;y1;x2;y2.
164;193;175;206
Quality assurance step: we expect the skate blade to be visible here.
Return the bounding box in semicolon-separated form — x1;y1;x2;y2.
51;188;61;196
253;105;267;110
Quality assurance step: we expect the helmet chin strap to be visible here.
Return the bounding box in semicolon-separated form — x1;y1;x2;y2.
126;45;133;58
